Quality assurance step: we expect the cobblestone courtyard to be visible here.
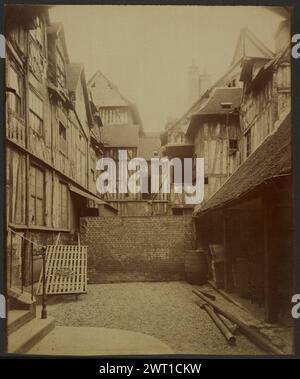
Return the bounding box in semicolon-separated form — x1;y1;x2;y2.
46;282;264;355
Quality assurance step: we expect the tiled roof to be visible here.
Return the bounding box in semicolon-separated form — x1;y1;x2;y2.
194;112;291;214
196;87;242;116
166;28;273;135
186;87;242;138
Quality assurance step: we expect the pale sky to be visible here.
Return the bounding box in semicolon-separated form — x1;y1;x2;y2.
50;5;283;132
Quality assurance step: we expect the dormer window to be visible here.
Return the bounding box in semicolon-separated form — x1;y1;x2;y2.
221;102;232;110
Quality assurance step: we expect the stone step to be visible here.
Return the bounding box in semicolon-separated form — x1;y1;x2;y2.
7;310;35;336
8;316;55;354
8;287;36;314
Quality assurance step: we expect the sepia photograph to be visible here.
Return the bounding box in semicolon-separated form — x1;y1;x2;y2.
4;4;293;356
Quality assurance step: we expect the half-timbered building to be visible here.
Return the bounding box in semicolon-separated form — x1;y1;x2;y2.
193;16;292;323
5;8;106;290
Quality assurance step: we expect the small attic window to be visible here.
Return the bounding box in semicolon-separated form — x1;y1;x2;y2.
221;102;232;109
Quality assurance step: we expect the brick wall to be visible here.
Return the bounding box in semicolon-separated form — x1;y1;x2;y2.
80;216;194;283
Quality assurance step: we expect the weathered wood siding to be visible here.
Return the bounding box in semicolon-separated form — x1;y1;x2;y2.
193;117;241;199
240;59;291;161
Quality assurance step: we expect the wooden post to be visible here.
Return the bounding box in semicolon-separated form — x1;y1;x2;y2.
262;186;278;323
222;210;233;292
41;246;47;319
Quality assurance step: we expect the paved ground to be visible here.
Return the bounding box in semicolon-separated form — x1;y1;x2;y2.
28;326;173;355
46;281;265;355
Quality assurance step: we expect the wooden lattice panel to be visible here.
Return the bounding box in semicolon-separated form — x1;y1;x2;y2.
36;245;88;296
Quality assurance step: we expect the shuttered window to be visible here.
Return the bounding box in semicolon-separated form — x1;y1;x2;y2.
29;89;43;134
8;65;23;117
29;165;45;225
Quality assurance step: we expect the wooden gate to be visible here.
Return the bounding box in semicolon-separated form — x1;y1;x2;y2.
36;245;88;296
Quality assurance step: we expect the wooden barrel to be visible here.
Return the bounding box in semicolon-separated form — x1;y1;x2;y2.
185;249;208;285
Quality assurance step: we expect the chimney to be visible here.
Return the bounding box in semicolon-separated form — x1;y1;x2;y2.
187;63;199;106
198;73;211;97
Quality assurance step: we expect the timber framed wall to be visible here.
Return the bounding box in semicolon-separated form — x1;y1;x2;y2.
5;7;102;288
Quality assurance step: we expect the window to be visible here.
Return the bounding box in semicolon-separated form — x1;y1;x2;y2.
29;165;45;225
29;89;43;134
172;208;183;216
56;48;66;89
60;182;69;229
220;102;232;109
229;139;238;150
204;177;209;185
8;65;23;117
59;122;67;155
245;130;252;158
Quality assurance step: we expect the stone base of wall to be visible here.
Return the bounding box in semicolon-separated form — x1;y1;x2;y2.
80;216;194;283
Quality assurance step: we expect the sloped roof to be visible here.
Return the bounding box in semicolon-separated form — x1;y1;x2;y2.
196;87;242;116
167;28;274;137
88;70;131;108
240;44;290;88
101;125;139;148
88;70;143;129
65;63;94;127
186;87;242;138
194;112;291;215
66;63;83;93
47;22;69;63
231;28;274;66
138;133;161;161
